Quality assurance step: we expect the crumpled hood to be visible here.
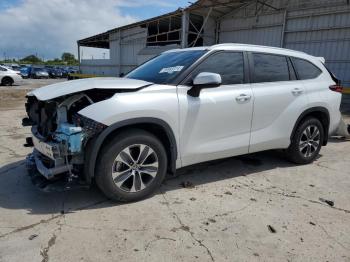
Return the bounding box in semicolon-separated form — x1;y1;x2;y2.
28;77;152;101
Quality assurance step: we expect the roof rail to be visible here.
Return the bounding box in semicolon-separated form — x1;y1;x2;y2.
211;43;308;55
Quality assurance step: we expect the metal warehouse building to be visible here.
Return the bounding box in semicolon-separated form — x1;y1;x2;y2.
78;0;350;86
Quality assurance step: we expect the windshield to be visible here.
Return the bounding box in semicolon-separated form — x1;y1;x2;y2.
126;50;207;85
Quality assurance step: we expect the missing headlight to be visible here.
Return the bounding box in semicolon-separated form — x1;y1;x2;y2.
72;114;107;139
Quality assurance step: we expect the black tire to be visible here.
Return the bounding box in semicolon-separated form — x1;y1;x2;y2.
1;77;13;86
286;117;324;164
95;129;168;202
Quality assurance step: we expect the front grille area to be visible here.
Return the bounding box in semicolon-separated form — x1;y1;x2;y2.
38;102;57;137
25;96;57;138
25;96;106;142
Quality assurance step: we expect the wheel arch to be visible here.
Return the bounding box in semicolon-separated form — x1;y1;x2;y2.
84;117;178;183
291;107;330;146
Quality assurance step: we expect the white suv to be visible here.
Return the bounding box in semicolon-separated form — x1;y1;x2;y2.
23;44;343;202
0;65;22;86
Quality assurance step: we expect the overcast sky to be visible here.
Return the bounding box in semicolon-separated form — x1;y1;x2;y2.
0;0;190;60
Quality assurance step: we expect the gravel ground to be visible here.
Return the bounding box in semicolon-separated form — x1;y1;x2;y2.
9;78;66;89
0;79;349;262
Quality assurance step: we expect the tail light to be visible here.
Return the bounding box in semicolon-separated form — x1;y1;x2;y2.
329;84;343;93
323;63;343;93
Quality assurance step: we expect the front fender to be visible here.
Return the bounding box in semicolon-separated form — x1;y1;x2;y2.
83;117;178;183
78;87;180;182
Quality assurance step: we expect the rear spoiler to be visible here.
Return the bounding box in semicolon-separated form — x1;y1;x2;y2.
317;57;326;64
320;59;341;85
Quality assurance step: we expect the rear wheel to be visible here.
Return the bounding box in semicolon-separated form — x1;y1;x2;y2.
287;117;324;164
96;129;167;202
1;77;13;86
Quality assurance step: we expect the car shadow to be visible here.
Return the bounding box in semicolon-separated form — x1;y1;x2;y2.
0;160;110;215
0;141;343;215
328;137;350;143
0;149;296;215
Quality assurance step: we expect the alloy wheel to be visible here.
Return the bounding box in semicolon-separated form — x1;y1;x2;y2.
299;125;320;158
111;144;159;193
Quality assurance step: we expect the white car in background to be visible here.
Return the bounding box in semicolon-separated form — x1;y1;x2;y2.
23;44;343;202
0;65;22;86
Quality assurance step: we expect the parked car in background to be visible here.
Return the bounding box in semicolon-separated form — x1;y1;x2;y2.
31;68;49;79
65;66;78;74
52;68;64;78
44;66;53;76
61;68;69;78
46;67;66;78
3;64;21;73
0;65;22;86
23;44;343;202
20;66;32;79
10;65;21;73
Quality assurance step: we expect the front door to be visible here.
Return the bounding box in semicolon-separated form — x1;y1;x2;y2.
177;51;254;167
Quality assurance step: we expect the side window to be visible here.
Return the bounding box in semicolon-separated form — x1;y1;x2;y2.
189;52;244;85
252;53;290;83
292;58;322;80
0;66;7;71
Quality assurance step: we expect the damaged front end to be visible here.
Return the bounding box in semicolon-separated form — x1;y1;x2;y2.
23;92;108;192
21;77;153;192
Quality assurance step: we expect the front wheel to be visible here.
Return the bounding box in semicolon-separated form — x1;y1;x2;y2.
286;117;324;164
96;129;168;202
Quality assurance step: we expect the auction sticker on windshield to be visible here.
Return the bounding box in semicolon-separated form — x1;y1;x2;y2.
159;66;184;74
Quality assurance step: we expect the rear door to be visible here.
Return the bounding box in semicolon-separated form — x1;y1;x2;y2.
291;57;342;135
248;52;308;153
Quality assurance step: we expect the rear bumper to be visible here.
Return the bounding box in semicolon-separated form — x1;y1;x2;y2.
12;75;23;85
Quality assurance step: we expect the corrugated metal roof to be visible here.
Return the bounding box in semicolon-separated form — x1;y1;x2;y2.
78;9;183;48
77;0;256;48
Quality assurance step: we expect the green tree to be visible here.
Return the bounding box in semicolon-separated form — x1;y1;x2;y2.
46;58;64;65
61;52;76;62
20;55;42;63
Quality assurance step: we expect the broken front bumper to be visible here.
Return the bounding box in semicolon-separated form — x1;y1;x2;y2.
26;151;73;180
25;126;88;192
25;142;77;192
24;114;107;191
25;153;89;192
28;126;74;180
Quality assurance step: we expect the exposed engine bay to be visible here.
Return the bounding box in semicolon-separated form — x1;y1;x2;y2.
23;89;121;190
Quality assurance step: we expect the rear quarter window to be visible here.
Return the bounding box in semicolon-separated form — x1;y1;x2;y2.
291;58;322;80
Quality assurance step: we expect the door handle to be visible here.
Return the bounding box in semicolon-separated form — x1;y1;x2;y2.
292;88;303;96
236;94;251;103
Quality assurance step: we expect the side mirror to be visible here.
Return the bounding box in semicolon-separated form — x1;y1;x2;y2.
188;72;222;97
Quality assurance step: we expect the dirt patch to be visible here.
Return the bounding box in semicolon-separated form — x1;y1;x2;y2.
0;79;65;109
0;89;29;109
